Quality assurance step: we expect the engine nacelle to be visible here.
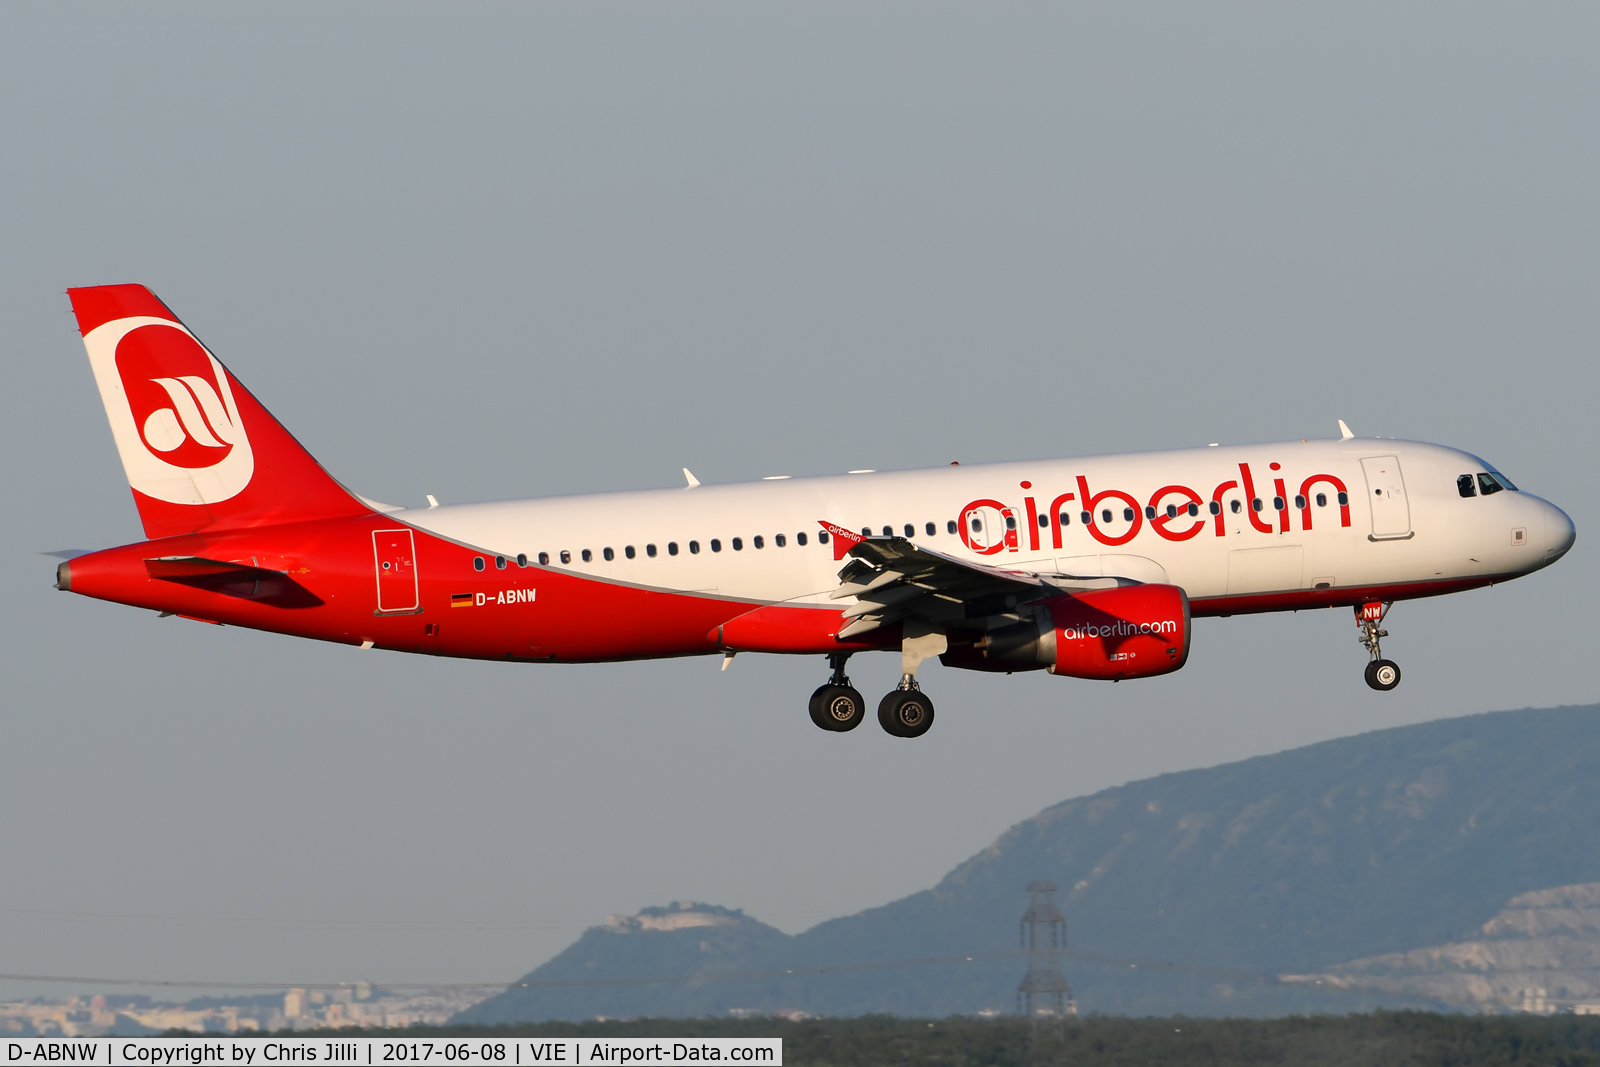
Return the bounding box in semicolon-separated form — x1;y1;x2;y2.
979;584;1191;681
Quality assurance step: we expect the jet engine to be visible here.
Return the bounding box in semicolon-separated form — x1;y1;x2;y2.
977;584;1191;680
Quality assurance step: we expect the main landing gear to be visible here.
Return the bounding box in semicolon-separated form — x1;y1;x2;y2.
879;678;935;739
1357;602;1401;692
809;653;866;732
807;653;937;738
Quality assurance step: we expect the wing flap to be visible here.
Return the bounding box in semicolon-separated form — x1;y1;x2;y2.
816;522;1059;638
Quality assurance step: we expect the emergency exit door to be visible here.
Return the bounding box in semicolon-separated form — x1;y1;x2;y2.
1360;456;1412;540
373;529;419;612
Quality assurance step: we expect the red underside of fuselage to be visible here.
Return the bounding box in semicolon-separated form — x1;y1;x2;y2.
60;512;1498;665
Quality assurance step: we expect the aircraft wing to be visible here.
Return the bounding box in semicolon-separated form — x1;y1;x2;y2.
818;521;1105;639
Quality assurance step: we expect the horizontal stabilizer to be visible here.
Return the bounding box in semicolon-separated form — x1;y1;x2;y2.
144;556;322;607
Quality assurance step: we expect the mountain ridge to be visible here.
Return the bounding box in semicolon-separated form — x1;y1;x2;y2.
462;704;1600;1021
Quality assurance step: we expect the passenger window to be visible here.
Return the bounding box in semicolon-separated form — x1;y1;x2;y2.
1101;509;1113;523
1122;508;1134;522
1294;495;1306;509
1230;500;1242;514
710;539;721;552
581;549;592;562
689;541;700;554
753;535;764;549
560;550;571;564
1145;506;1156;520
1316;493;1327;507
1273;497;1285;511
538;552;550;566
1080;511;1090;525
668;542;679;555
604;547;615;561
1004;515;1016;531
926;522;937;536
1060;512;1071;526
626;546;637;559
516;553;527;567
1337;491;1349;505
1037;514;1048;528
1478;473;1505;496
883;526;894;537
904;524;915;537
473;556;485;571
1251;499;1263;512
970;518;981;533
775;534;786;547
1209;501;1221;515
864;527;874;537
732;537;743;551
946;520;958;534
797;532;808;546
495;555;507;569
818;531;828;544
1166;504;1178;519
646;544;657;557
1458;474;1477;498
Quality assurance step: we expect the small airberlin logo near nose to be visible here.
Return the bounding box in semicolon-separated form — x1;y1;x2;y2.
82;316;255;506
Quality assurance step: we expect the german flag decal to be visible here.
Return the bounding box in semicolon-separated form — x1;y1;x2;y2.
451;593;474;608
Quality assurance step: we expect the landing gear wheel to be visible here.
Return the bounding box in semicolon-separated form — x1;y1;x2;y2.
878;689;935;738
1364;659;1401;692
809;685;866;731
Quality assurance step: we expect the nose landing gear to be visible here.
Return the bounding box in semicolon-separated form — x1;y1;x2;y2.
809;652;866;731
1357;602;1401;692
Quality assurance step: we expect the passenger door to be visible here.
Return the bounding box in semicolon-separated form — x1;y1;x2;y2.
1360;455;1412;540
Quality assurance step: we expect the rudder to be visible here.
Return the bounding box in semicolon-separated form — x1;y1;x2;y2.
68;284;370;539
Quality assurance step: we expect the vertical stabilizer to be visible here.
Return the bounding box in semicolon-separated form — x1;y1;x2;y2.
68;284;370;539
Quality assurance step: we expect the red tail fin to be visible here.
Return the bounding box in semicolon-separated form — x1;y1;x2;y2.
68;284;370;539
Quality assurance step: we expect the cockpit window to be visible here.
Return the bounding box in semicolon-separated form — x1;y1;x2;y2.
1487;467;1518;491
1478;472;1506;496
1457;474;1477;498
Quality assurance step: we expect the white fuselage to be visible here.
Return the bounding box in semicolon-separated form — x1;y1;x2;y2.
401;438;1574;610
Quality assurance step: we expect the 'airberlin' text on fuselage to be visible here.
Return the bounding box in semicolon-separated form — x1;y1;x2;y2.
958;462;1352;554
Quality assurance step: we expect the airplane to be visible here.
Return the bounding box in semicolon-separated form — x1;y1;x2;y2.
52;284;1576;738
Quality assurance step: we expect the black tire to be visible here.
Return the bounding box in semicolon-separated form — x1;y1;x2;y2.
810;685;865;731
1364;659;1401;692
878;689;935;738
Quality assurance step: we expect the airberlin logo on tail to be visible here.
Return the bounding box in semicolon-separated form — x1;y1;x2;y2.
81;316;255;506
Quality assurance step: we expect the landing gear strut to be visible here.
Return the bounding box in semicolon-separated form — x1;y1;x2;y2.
874;622;946;738
809;653;865;731
1357;602;1401;692
878;675;935;738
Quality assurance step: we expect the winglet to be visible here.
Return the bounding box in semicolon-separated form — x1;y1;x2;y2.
683;468;700;489
818;520;862;562
1338;420;1354;440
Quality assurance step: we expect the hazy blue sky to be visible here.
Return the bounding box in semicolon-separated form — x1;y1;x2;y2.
1;4;1596;997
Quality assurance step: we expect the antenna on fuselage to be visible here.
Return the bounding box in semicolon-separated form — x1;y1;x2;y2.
1337;420;1355;440
683;468;701;489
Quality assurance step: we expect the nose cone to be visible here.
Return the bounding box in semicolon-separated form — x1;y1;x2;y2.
1543;499;1576;564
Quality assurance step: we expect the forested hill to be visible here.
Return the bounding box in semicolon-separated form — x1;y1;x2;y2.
462;704;1600;1021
